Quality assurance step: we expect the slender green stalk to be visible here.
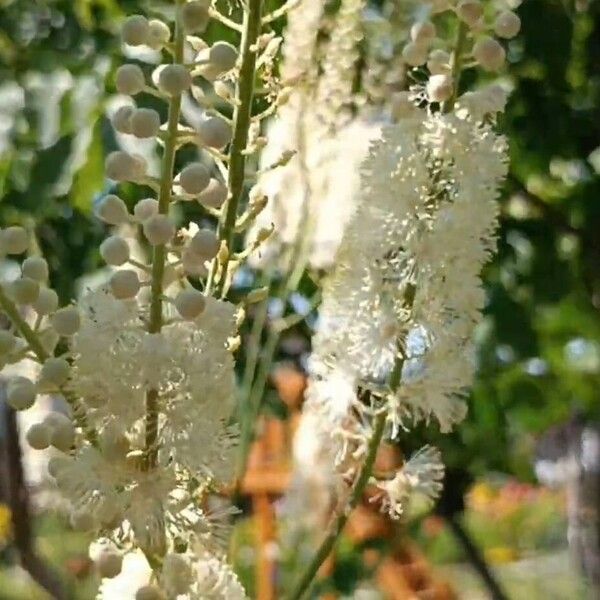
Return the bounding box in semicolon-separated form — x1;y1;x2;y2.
285;411;387;600
143;3;185;471
0;286;97;445
445;21;469;113
207;0;264;297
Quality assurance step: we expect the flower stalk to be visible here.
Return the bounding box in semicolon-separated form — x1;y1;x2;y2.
144;0;185;471
207;0;264;297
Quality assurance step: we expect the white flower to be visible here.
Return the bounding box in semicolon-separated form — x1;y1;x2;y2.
372;446;445;519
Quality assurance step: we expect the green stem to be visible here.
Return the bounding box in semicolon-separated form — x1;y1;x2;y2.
285;411;387;600
0;286;97;446
444;21;469;113
143;3;185;471
207;0;264;297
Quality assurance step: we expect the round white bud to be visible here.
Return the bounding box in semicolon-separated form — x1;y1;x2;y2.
147;20;171;50
115;64;146;95
39;357;70;389
26;422;50;450
0;331;17;355
158;64;192;96
427;49;451;74
473;36;506;71
22;257;49;282
190;229;219;259
457;1;484;27
130;108;161;139
51;306;81;336
7;377;37;411
181;1;210;33
174;289;206;320
39;328;59;354
105;151;145;182
179;163;210;195
1;226;29;255
100;236;130;266
494;11;521;39
97;551;123;579
11;277;40;305
427;73;454;102
410;21;436;46
48;413;75;451
198;116;232;149
143;214;175;246
133;198;159;221
69;509;96;532
112;105;134;134
136;585;166;600
209;42;238;73
96;194;129;224
198;178;228;208
402;42;428;67
33;287;59;315
110;270;141;300
47;454;70;478
182;249;208;277
122;15;150;46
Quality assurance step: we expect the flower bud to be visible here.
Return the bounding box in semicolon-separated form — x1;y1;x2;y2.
136;585;166;600
198;116;232;149
158;64;192;96
410;21;436;46
97;550;123;579
97;194;130;224
122;15;150;46
39;328;59;354
181;1;210;33
7;377;37;411
100;236;130;266
1;226;28;255
182;249;208;277
174;289;206;320
110;269;141;300
473;36;506;72
457;1;483;27
427;73;454;102
33;287;59;315
0;331;17;355
26;422;50;450
143;215;175;246
198;178;228;208
147;20;171;50
402;42;427;67
115;64;146;95
22;257;49;282
51;306;81;336
130;108;161;138
162;553;192;594
134;198;159;221
494;11;521;39
39;357;70;389
47;454;70;478
105;151;146;182
47;413;75;451
189;229;219;259
427;49;451;75
208;42;238;73
112;105;134;134
179;163;210;195
11;277;40;305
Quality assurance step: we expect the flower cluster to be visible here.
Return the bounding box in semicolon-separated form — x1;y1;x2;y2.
0;0;293;596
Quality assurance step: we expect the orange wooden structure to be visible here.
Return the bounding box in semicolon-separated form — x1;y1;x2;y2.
239;366;456;600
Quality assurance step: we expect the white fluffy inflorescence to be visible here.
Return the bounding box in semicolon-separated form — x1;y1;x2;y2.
303;103;507;517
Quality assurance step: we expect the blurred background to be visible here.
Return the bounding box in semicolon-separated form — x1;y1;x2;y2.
0;0;598;598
